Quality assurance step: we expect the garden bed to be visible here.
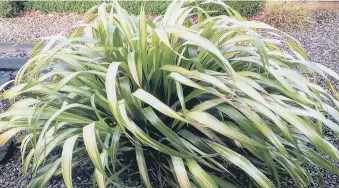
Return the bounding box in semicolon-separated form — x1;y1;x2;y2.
0;10;339;188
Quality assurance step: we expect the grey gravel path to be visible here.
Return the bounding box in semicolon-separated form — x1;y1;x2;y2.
280;10;339;188
0;10;339;188
0;12;83;43
286;11;339;91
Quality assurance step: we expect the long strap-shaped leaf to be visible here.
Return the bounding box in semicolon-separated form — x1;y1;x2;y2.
83;122;105;174
135;140;152;188
118;100;189;158
269;104;339;160
95;152;107;188
187;111;262;147
186;159;218;188
0;127;24;146
62;134;79;188
142;107;192;155
28;158;61;188
110;127;122;172
133;88;188;123
171;156;191;188
207;141;274;188
106;62;126;130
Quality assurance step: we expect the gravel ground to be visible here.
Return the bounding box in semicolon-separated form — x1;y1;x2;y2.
0;150;93;188
286;11;339;91
279;10;339;188
0;10;339;187
0;12;83;43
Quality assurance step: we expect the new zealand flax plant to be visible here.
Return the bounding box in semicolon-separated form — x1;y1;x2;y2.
0;0;339;187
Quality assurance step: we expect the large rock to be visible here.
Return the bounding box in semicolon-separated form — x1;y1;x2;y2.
0;71;11;85
0;138;15;163
0;58;27;70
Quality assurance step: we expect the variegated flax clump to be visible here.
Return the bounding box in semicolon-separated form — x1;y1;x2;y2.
0;1;339;187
